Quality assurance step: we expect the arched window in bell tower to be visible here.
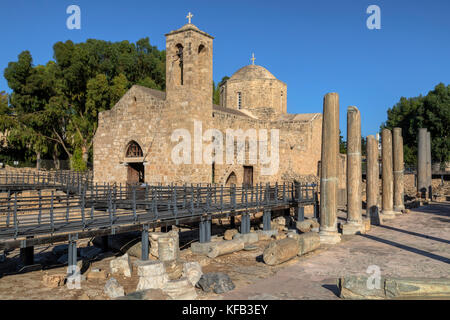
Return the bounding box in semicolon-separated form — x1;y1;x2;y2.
176;44;184;85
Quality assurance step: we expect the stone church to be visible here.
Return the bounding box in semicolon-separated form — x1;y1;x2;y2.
93;19;322;186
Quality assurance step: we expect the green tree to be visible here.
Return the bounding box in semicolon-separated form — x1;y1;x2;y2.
213;76;229;105
382;83;450;167
2;37;166;168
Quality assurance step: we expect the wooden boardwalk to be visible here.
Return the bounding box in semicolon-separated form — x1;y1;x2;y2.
0;177;318;251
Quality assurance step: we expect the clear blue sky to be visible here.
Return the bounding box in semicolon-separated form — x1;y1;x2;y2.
1;0;449;137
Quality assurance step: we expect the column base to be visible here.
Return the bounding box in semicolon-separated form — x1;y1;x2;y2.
319;230;341;244
342;222;364;235
369;207;382;226
381;210;396;220
363;218;371;233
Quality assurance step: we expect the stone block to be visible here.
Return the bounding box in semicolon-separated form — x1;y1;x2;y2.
224;229;238;240
134;260;165;277
182;262;203;286
232;232;258;244
158;231;179;262
163;260;184;280
162;277;198;300
149;232;166;258
136;273;169;291
110;253;132;277
191;242;214;255
263;237;299;265
196;272;235;294
104;277;125;298
297;232;320;255
207;239;245;258
42;273;66;288
257;230;278;241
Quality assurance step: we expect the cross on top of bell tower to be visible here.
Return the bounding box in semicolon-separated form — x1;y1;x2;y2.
251;53;256;65
186;12;193;24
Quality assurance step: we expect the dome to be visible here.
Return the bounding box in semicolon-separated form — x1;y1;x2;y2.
229;65;277;81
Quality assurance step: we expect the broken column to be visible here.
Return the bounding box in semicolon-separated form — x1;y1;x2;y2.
366;135;381;225
381;128;395;219
426;131;432;200
343;106;363;235
263;237;300;265
318;93;341;244
417;128;428;198
158;230;180;262
393;128;405;212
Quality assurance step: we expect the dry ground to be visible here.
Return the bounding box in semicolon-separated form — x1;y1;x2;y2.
0;200;449;300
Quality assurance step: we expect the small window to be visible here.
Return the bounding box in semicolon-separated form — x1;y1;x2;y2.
237;92;242;109
198;44;205;54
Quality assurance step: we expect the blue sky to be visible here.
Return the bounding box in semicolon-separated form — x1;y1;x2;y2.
1;0;449;137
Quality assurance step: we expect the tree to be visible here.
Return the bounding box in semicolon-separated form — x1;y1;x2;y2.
213;76;229;105
382;83;450;167
2;37;166;169
339;130;347;154
2;52;57;169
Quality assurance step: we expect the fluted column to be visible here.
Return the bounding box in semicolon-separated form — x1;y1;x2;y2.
343;106;363;235
381;128;395;219
319;93;341;244
417;128;427;198
426;131;432;200
393;128;405;212
366;135;381;225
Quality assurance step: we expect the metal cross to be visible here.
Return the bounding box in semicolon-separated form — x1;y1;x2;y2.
186;12;193;24
251;53;256;65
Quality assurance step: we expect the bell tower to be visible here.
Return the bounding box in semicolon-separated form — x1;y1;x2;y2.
165;13;214;109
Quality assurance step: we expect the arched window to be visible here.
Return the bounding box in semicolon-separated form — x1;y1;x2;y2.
176;44;184;85
126;141;143;158
198;44;205;54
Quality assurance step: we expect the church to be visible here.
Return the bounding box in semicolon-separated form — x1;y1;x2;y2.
93;15;323;186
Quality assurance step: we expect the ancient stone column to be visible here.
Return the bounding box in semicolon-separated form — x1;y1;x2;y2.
319;93;341;244
426;131;432;200
381;128;396;219
366;135;381;225
417;128;428;198
343;106;363;235
393;128;405;212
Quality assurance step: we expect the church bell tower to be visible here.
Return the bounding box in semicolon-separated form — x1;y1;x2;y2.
165;13;214;109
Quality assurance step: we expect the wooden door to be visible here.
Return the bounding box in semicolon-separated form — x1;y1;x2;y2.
243;166;253;187
127;163;144;185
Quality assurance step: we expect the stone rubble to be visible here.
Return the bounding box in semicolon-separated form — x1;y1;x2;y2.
134;260;169;291
104;277;125;298
109;253;132;277
196;272;235;294
42;273;66;288
182;262;203;286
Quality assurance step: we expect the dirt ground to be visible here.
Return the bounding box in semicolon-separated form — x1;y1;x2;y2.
0;171;448;300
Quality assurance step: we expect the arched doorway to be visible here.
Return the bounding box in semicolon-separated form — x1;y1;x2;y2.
125;141;144;185
225;172;237;187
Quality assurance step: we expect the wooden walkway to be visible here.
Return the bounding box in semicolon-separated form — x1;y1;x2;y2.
0;179;318;251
